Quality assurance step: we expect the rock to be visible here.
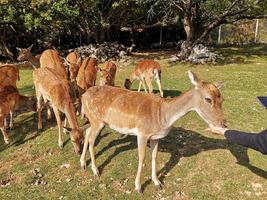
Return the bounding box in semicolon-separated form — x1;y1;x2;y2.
171;42;217;64
73;42;134;62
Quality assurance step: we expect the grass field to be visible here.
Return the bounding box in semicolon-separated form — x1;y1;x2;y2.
0;45;267;200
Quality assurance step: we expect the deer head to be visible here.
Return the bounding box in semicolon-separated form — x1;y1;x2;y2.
188;71;226;128
63;127;84;154
64;57;82;82
16;44;33;61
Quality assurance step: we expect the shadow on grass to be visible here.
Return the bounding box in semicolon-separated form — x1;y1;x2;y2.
214;44;267;65
0;110;62;151
88;127;267;192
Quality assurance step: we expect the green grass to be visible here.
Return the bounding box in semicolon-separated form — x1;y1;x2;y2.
1;44;267;200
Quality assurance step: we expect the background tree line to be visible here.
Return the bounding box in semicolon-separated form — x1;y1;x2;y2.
0;0;266;60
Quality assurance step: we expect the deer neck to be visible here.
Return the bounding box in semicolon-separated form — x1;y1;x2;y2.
64;103;79;130
162;89;196;127
27;54;40;68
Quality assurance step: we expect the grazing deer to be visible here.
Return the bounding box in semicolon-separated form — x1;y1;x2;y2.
76;57;98;93
0;85;36;144
124;60;163;97
80;71;226;193
99;60;117;86
64;52;82;82
33;67;83;154
0;65;20;128
39;49;69;120
16;45;41;68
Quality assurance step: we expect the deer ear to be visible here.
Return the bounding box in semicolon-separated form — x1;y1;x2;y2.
16;47;22;51
214;82;224;89
63;58;71;67
188;70;200;86
76;57;82;66
63;126;72;133
28;44;33;50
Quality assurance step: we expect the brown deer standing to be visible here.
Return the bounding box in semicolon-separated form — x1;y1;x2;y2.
99;60;117;86
80;71;226;193
33;67;83;153
124;60;163;97
0;85;36;144
0;65;20;128
38;49;69;120
76;56;98;93
16;45;41;68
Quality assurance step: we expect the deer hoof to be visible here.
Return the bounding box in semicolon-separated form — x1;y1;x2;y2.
135;187;143;194
4;138;10;144
155;184;162;190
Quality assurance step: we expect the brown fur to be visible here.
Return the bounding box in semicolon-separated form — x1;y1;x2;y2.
80;71;226;192
76;57;98;93
0;85;36;144
17;46;40;68
66;52;82;82
33;67;83;153
40;49;67;79
124;59;163;97
99;60;117;86
0;65;20;88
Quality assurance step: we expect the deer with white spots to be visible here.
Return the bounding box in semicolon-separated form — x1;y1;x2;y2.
16;45;41;69
124;60;164;97
80;71;226;193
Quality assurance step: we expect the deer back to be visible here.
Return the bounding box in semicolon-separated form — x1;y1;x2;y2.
0;65;19;88
76;57;98;91
33;67;72;112
40;49;67;79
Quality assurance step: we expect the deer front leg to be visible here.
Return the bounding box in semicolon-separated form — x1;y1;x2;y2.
52;106;63;149
80;127;91;169
0;120;9;144
135;135;148;193
63;117;68;134
150;139;162;189
88;122;104;176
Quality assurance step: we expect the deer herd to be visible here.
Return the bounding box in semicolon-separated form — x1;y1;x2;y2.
0;45;226;193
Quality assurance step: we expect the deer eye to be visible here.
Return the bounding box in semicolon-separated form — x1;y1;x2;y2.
205;97;212;104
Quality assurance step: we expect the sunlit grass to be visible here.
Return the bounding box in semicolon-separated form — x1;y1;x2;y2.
0;44;267;199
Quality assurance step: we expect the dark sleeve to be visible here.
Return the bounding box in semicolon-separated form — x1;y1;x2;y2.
225;129;267;155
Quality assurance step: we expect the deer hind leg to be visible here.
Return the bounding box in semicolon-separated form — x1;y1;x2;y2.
140;77;148;93
135;135;148;193
145;76;153;93
138;81;142;92
44;100;52;120
155;72;163;97
150;139;162;189
0;119;9;144
9;111;14;129
52;105;63;149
